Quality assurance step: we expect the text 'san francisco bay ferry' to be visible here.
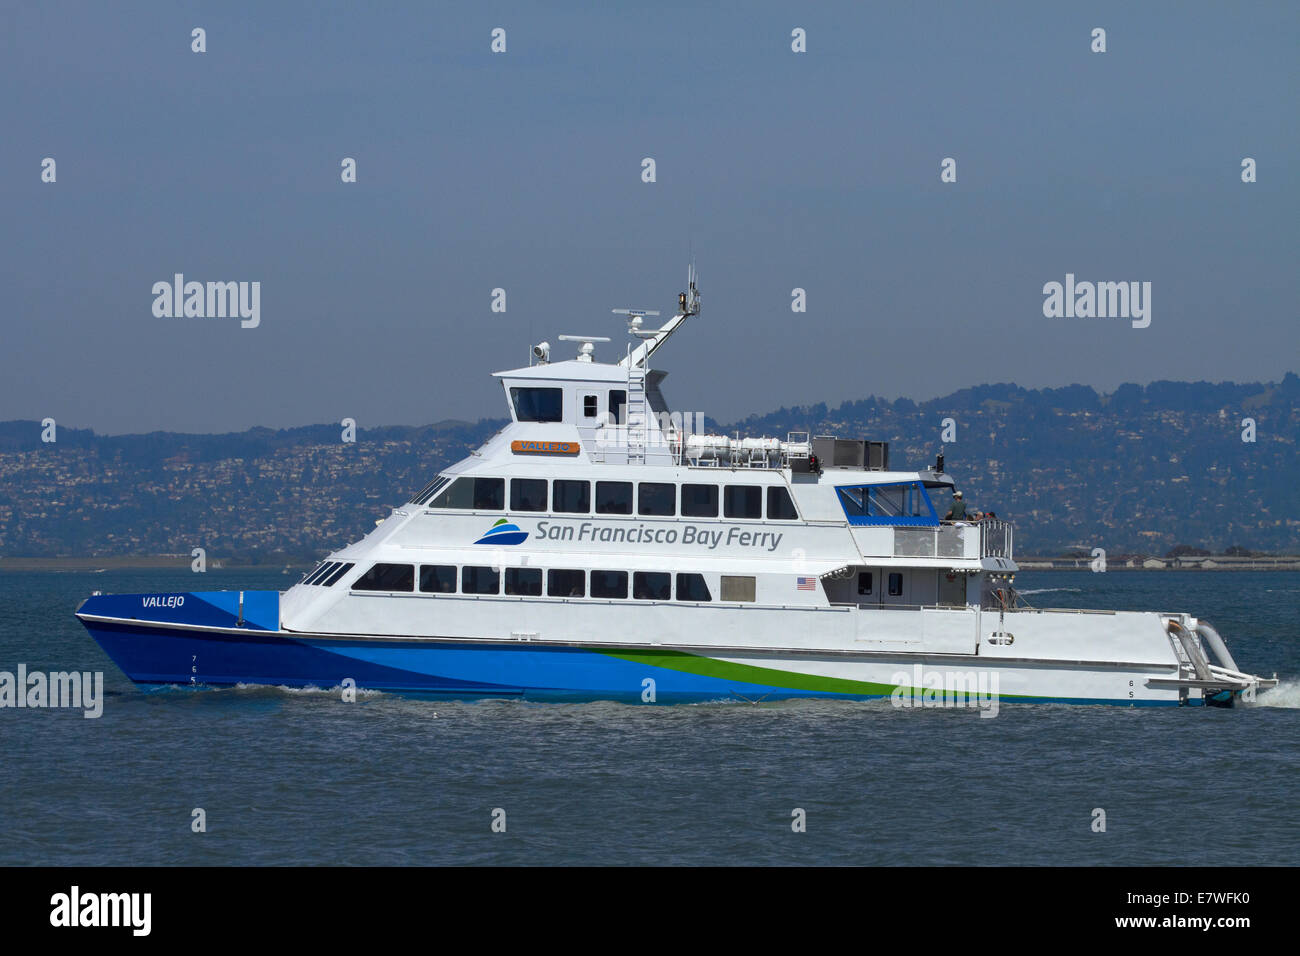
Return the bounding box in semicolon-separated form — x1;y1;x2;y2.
77;270;1277;706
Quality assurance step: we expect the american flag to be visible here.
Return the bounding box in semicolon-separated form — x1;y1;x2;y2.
796;576;817;591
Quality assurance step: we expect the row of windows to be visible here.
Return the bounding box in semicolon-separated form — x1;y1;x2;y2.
427;476;798;520
352;563;759;602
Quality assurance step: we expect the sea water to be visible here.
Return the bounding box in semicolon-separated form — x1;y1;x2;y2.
1;569;1296;865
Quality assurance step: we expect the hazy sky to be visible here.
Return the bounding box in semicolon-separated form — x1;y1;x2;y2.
3;1;1296;434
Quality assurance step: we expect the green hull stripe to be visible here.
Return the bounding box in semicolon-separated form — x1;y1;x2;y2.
593;647;1041;700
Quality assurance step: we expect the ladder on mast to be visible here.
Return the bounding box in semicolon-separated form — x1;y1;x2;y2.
613;266;701;464
626;356;647;463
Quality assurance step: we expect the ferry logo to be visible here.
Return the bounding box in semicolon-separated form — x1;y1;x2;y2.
474;518;529;546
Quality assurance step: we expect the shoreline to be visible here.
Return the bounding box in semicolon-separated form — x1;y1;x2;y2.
1018;559;1300;571
2;556;1298;573
0;557;290;572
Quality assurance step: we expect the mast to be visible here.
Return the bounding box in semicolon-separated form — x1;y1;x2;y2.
616;263;700;369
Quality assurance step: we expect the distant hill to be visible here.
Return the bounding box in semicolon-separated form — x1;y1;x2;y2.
718;373;1300;555
1;373;1296;560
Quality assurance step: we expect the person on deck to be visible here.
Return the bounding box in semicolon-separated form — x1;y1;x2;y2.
944;490;968;521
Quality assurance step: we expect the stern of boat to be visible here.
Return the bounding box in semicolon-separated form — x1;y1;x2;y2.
1154;614;1278;707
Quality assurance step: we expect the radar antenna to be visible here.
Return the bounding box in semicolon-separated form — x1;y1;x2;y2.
612;308;662;339
557;334;611;362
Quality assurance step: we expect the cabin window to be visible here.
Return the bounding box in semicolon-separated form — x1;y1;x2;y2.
430;476;504;510
836;482;934;525
353;563;414;592
303;562;335;585
872;487;908;518
510;387;563;423
304;561;337;585
767;487;798;520
583;394;598;418
608;390;627;425
553;479;590;513
462;566;500;595
888;573;904;597
473;478;505;510
510;478;548;512
857;572;873;596
681;484;718;517
419;565;457;593
676;573;712;602
596;481;633;515
411;474;450;506
638;482;676;516
505;567;542;596
430;478;473;509
838;487;867;518
633;571;671;600
724;485;762;519
321;562;355;587
590;569;628;599
547;568;586;598
720;575;757;602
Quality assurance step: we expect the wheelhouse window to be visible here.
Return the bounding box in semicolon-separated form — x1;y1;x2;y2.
462;566;500;595
419;565;456;593
681;484;718;517
510;387;563;423
553;479;590;514
638;482;676;516
608;390;627;425
510;478;548;512
596;481;633;515
676;573;712;602
547;569;586;598
353;563;414;592
430;476;504;511
724;485;762;519
505;567;542;596
633;571;671;601
767;486;798;520
590;570;628;599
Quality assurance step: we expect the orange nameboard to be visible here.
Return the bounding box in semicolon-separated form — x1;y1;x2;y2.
511;440;580;455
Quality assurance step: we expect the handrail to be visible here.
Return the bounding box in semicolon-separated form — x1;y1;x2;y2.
977;518;1014;559
829;601;974;612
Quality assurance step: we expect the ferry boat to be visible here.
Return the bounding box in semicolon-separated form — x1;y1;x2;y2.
77;270;1277;707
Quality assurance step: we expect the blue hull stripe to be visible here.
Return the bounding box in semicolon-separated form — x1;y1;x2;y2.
78;618;1187;706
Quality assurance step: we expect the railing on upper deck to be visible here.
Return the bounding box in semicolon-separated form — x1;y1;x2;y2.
978;518;1013;559
892;525;970;559
885;520;1013;560
587;424;810;470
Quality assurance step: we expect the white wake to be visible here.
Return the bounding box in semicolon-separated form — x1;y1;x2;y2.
1249;680;1300;709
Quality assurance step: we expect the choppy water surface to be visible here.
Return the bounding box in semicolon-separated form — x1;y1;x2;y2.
2;569;1296;865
